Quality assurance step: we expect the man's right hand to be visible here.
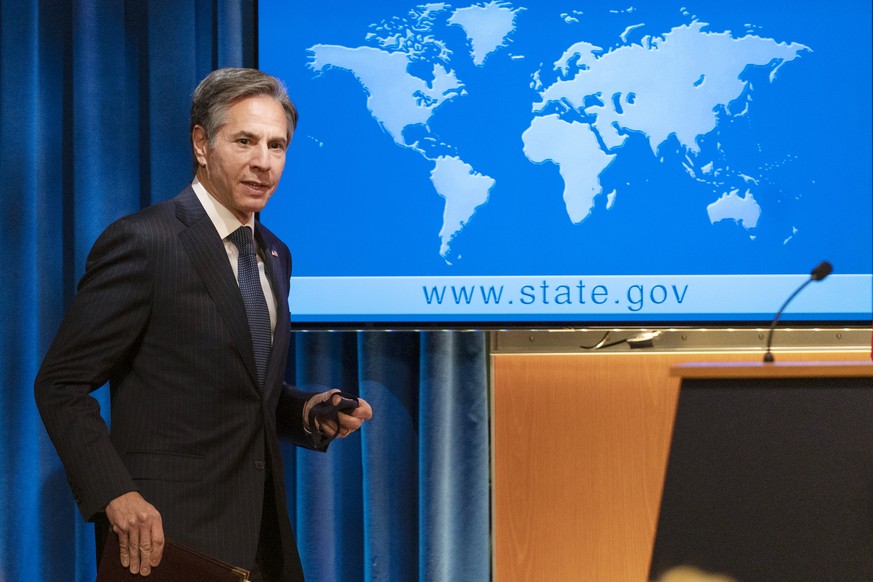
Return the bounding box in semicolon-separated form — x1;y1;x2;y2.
105;491;165;576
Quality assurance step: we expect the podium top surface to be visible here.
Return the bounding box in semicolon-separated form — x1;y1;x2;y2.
671;360;873;379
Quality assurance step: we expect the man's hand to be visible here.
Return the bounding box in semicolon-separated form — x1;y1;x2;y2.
304;389;374;438
105;491;164;576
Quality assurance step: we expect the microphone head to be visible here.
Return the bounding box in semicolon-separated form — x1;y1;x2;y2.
810;261;833;281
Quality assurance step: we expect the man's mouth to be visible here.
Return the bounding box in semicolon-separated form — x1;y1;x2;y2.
242;180;271;194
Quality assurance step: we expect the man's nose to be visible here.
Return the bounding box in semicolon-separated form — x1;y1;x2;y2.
250;144;272;170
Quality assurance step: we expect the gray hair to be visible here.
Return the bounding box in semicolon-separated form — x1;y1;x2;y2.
190;68;298;172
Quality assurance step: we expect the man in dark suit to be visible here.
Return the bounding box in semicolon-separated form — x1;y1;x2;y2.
34;68;372;581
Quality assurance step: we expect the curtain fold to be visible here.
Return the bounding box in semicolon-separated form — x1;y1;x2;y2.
287;331;490;582
0;2;490;581
417;332;490;581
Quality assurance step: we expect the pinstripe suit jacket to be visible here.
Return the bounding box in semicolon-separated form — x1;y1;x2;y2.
35;186;322;581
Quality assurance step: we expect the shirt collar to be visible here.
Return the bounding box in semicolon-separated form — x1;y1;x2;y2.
191;178;255;240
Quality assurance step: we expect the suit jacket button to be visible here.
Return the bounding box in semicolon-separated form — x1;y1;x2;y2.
254;460;265;470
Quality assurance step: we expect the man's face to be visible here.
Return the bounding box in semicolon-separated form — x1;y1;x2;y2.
193;95;291;223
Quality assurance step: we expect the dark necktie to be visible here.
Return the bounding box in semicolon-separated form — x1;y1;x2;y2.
228;226;272;388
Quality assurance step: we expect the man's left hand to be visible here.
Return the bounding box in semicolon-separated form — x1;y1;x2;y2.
304;390;373;438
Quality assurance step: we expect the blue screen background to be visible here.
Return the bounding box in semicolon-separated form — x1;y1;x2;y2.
258;0;872;325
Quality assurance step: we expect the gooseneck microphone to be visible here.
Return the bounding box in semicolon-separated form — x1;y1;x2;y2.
763;261;833;362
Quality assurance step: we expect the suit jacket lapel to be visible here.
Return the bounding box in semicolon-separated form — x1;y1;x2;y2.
174;187;261;390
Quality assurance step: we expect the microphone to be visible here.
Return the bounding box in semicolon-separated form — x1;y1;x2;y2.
763;261;833;362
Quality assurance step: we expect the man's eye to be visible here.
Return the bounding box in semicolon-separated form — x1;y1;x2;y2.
237;138;250;145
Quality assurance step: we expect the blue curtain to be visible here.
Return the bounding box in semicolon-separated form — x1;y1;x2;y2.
288;331;489;582
0;2;489;581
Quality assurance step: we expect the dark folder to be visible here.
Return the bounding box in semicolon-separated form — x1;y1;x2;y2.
97;533;250;581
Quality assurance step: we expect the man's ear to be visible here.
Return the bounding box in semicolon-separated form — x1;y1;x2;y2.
192;125;209;167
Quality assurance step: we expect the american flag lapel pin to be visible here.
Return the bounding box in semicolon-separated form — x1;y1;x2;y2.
271;248;279;257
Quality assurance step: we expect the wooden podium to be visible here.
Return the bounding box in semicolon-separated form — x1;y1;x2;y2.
492;352;873;582
650;361;873;581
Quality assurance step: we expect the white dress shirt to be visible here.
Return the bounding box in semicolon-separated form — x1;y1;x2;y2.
191;179;277;337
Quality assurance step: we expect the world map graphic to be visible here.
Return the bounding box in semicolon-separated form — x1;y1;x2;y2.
260;1;870;283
